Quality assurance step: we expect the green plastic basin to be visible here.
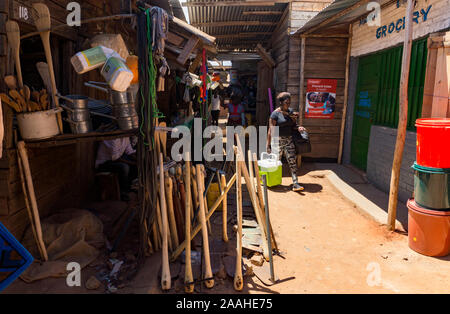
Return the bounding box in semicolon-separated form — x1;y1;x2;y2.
412;163;450;210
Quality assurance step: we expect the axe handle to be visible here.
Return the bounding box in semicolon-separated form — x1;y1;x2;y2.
196;164;214;288
165;172;179;248
170;173;236;262
184;154;194;293
159;153;171;290
172;176;185;242
220;173;228;242
234;155;243;291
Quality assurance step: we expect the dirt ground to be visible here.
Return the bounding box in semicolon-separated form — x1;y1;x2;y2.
4;162;449;294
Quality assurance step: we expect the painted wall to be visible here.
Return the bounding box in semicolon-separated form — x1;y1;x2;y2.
366;125;416;203
351;0;450;57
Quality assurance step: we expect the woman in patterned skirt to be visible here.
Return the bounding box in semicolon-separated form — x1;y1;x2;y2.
267;92;305;192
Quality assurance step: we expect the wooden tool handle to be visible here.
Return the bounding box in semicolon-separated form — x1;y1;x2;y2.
234;154;243;291
17;141;48;261
13;49;23;89
170;173;237;262
159;153;171;290
196;164;214;288
234;136;269;261
190;165;199;210
172;176;185;242
184;153;194;293
165;172;179;248
220;173;228;242
40;32;63;132
253;153;278;251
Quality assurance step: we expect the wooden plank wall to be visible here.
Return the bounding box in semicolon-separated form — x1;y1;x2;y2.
0;0;126;240
269;7;289;99
270;1;332;110
299;31;349;159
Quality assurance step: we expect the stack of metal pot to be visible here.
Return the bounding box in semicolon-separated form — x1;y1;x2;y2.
110;87;139;130
58;95;93;134
85;82;139;131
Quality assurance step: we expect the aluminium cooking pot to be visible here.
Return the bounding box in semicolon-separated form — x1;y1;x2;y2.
57;94;90;109
84;81;137;105
64;118;92;134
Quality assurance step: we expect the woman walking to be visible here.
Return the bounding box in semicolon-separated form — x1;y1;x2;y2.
267;92;305;192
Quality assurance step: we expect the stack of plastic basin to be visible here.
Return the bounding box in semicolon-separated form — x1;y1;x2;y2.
408;118;450;257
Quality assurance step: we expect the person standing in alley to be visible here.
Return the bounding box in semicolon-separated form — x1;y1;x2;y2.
227;94;246;127
267;92;305;192
211;89;221;126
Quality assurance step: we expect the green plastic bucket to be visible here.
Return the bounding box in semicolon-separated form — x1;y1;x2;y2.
412;163;450;210
258;153;282;187
259;166;282;187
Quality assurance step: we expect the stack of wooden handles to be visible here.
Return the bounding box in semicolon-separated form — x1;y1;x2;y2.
156;151;235;292
155;134;277;292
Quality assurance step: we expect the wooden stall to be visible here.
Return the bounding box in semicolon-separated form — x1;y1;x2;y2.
0;0;215;248
294;24;351;160
0;0;135;240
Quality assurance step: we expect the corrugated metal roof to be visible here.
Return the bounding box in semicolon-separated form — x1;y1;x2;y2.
294;0;394;35
185;0;288;51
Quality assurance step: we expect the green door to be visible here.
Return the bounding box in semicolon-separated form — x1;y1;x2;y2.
350;38;428;170
351;54;380;170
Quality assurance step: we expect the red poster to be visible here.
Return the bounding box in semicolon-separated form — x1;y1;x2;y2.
305;79;337;119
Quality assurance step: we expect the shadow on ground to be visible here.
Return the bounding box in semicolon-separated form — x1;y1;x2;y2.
312;163;409;230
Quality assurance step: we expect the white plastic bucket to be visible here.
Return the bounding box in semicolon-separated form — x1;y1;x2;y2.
258;152;282;172
17;108;62;140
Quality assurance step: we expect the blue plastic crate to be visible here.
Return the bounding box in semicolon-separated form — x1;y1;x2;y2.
0;222;34;291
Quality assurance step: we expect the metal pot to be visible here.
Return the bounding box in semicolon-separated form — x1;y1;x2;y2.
60;104;92;122
112;103;137;118
64;118;92;134
117;115;139;130
17;108;62;140
57;94;89;109
84;82;137;105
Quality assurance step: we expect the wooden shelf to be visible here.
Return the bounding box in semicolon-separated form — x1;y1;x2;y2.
24;129;138;148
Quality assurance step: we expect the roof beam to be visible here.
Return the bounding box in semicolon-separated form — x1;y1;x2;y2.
303;0;371;35
256;43;275;68
192;21;277;27
182;1;281;7
242;11;283;15
214;32;272;39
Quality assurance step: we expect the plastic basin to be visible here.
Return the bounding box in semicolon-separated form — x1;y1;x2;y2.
412;163;450;210
407;199;450;257
416;118;450;168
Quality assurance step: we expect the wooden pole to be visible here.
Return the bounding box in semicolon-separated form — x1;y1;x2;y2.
338;23;353;164
298;36;306;126
234;137;269;261
387;0;414;231
17;141;48;261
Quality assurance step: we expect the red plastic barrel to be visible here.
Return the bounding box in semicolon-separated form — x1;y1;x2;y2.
416;118;450;168
407;199;450;257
